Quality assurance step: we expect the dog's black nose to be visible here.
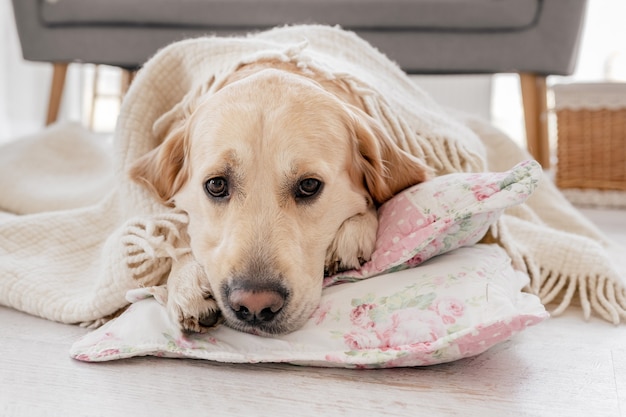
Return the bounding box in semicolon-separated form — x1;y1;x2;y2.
227;288;285;325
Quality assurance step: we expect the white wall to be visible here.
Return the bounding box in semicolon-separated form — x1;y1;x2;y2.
411;75;493;121
0;0;47;141
0;0;84;143
569;0;626;82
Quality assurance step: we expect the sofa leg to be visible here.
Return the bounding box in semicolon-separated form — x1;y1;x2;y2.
46;63;69;126
519;73;550;169
120;69;137;96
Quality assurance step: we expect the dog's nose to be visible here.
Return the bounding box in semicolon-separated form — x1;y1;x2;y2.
227;288;285;324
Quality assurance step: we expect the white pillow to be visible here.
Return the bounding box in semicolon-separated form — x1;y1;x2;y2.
71;245;548;368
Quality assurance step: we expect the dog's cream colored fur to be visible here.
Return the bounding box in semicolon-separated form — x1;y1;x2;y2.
130;61;429;335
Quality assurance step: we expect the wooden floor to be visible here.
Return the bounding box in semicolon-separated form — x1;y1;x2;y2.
1;208;625;417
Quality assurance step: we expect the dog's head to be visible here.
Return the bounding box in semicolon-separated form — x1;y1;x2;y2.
130;69;428;335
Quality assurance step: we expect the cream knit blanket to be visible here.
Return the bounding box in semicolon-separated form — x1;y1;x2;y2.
0;25;624;326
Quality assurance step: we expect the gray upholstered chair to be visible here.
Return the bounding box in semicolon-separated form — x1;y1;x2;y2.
11;0;588;168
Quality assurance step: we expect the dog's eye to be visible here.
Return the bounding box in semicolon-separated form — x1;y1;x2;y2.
204;177;229;198
296;178;322;199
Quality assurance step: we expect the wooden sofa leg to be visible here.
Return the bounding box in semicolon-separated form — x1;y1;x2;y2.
120;69;137;97
519;73;550;168
46;63;69;126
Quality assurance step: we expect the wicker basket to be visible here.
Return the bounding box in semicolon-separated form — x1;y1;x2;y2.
554;83;626;191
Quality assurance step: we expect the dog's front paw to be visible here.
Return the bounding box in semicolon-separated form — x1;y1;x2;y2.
325;207;378;276
166;254;223;333
168;290;222;333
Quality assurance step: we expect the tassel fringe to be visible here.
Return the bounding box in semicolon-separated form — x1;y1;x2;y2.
492;215;626;325
120;211;191;288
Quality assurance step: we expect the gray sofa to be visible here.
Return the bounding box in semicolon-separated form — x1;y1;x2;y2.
11;0;588;167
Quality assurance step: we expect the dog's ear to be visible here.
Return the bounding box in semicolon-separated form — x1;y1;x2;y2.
129;77;213;205
129;124;189;205
348;106;430;204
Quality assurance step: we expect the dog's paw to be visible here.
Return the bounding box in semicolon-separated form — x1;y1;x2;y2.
325;207;378;276
166;254;223;333
168;288;222;333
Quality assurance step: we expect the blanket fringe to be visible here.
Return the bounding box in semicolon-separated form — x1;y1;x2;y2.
356;87;484;175
293;60;486;177
492;214;626;325
538;270;626;325
120;211;191;288
484;217;541;294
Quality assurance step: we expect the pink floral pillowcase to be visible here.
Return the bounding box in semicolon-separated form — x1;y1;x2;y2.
71;161;548;368
325;159;542;285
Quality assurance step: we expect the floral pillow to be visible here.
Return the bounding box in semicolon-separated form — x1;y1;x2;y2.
71;245;548;367
325;160;541;285
70;161;546;368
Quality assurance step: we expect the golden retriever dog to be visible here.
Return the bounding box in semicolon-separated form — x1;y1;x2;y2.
130;60;429;336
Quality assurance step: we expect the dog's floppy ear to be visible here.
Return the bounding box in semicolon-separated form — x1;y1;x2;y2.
129;123;189;205
348;106;430;204
129;77;214;205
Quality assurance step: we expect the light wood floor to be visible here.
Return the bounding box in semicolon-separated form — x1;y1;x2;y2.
1;208;625;417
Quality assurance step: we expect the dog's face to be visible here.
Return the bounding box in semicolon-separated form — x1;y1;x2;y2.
131;69;428;335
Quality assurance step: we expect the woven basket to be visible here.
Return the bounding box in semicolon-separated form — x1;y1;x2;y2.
554;83;626;191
